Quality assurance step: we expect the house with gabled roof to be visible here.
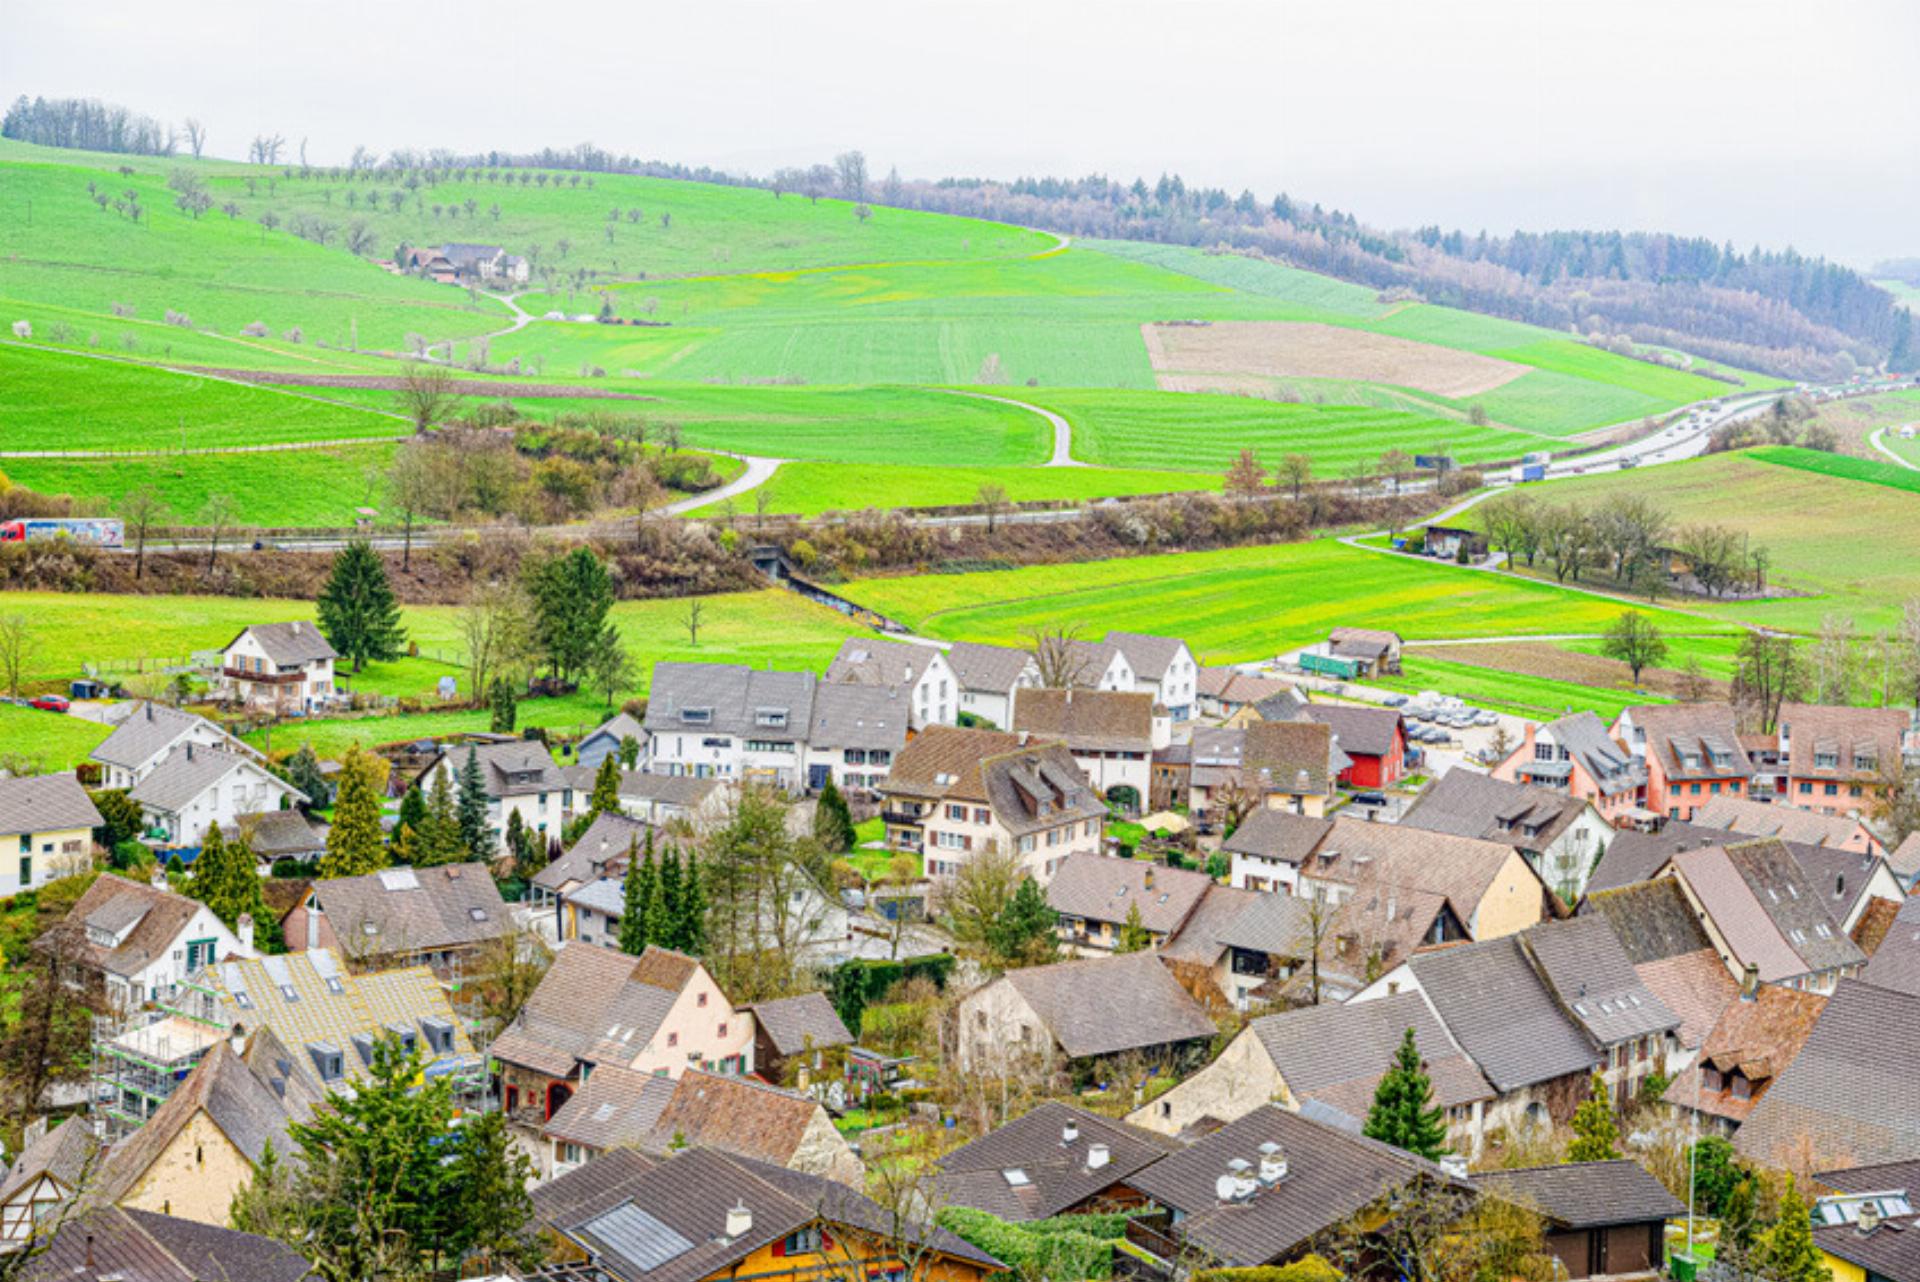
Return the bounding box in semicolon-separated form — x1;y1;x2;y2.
1471;1161;1683;1280
1126;991;1494;1153
48;873;255;1011
1062;638;1135;692
576;710;646;769
1046;852;1213;955
1615;702;1754;821
1492;710;1646;819
643;661;818;791
1223;807;1332;895
1298;703;1407;789
1157;882;1313;1010
1661;979;1826;1139
488;944;754;1125
89;701;262;792
0;1117;101;1248
1241;719;1343;817
18;1204;313;1282
0;772;102;896
530;1145;1001;1282
955;951;1216;1077
1775;702;1915;817
558;765;730;829
1013;687;1162;813
1298;816;1550;942
1105;631;1199;721
825;635;956;730
218;620;338;715
936;1101;1180;1221
944;640;1040;729
804;681;908;794
289;862;510;973
418;739;575;856
745;991;853;1087
1195;667;1297;723
1400;767;1609;903
1663;837;1867;993
1693;793;1884;855
1863;894;1920;999
127;743;306;853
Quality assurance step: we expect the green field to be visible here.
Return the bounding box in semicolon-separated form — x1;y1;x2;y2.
841;537;1732;662
1876;279;1920;311
691;460;1221;517
1381;655;1668;723
1470;451;1920;632
0;702;112;773
0;344;405;451
7;443;399;525
1749;443;1920;494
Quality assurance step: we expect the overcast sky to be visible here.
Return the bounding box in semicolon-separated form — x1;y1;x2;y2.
7;0;1915;267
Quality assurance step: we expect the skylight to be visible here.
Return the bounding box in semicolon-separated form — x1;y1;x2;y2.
1003;1168;1031;1187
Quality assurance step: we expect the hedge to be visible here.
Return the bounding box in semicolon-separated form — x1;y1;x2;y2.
829;953;956;1036
936;1206;1115;1280
1192;1257;1343;1282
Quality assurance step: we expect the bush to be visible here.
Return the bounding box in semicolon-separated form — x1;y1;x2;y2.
936;1207;1115;1281
240;321;269;337
827;954;955;1036
1193;1259;1342;1282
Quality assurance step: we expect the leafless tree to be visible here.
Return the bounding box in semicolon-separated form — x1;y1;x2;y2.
682;597;705;647
183;117;206;158
975;482;1009;533
385;441;438;570
834;150;869;201
458;580;536;703
0;614;32;700
248;133;286;165
1025;622;1089;688
394;362;462;434
198;492;239;572
1276;452;1312;500
1378;447;1412;495
118;485;170;580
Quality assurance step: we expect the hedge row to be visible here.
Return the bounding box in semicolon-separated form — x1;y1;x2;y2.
936;1206;1114;1280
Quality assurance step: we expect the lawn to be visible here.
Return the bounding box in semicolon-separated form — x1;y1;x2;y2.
840;538;1729;662
0;343;406;452
1748;443;1920;495
0;702;112;773
1380;655;1670;722
7;443;401;526
691;460;1220;517
1466;451;1920;633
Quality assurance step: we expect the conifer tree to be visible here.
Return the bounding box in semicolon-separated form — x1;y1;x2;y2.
413;768;465;866
650;846;681;948
488;677;517;733
1115;901;1152;953
395;784;428;847
190;821;267;939
1363;1027;1450;1160
1755;1177;1826;1282
813;778;855;853
1567;1071;1620;1162
315;540;405;673
617;735;641;769
320;747;389;878
456;747;492;862
987;876;1057;968
619;833;657;956
283;745;329;809
678;855;707;955
589;754;622;817
504;809;533;870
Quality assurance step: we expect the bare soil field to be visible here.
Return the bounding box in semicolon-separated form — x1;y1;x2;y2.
1142;320;1529;398
1416;640;1731;700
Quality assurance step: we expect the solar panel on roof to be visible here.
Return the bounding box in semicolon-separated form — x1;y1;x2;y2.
581;1202;695;1273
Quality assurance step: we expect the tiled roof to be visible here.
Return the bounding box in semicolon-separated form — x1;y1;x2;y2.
56;873;204;979
1536;711;1644;797
0;1115;100;1206
1519;914;1681;1046
1159;883;1264;968
1248;991;1491;1114
1813;1215;1920;1282
1399;769;1586;854
1664;984;1826;1129
1129;1105;1463;1268
230;620;337;666
1779;703;1910;783
1046;852;1213;936
1892;833;1920;879
1817;1157;1920;1196
1790;842;1894;932
1634;948;1740;1050
559;765;720;812
825;635;945;688
807;682;909;753
1472;1160;1683;1229
1222;808;1333;866
229;809;327;858
1000;952;1216;1060
1693;795;1872;849
1242;720;1335;796
90;701;257;772
745;991;853;1056
311;862;509;954
1252;690;1308;723
130;743;279;814
433;739;569;799
1064;639;1127;686
0;772;103;838
1105;631;1188;681
643;661;817;741
1211;889;1313;961
1013;687;1156;751
1863;895;1920;998
91;1041;294;1207
645;1070;833;1169
1626;703;1751;783
1406;935;1599;1091
883;725;1028;800
944;641;1037;697
1590;820;1729;894
1197;668;1295;708
1303;817;1531;930
489;943;692;1076
979;743;1106;839
538;811;652;893
936;1101;1180;1221
1671;839;1865;981
1300;704;1402;759
22;1204;314;1282
1583;878;1715;964
582;710;646;747
1328;626;1401;654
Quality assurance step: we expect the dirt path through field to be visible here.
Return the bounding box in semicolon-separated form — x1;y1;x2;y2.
939;389;1084;466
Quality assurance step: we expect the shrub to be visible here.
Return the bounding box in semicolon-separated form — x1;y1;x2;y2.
240;321;269;337
283;326;303;343
827;954;955;1035
163;309;191;328
1193;1258;1342;1282
936;1207;1114;1281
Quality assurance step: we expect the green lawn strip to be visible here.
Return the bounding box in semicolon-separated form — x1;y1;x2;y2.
1747;444;1920;494
691;461;1221;517
0;702;113;773
840;538;1730;663
0;296;405;374
7;443;400;527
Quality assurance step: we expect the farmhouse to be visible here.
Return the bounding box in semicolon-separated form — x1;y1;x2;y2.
1297;702;1406;788
1012;687;1162;814
1662;838;1866;993
955;951;1215;1076
417;739;575;855
127;743;306;851
89;701;262;791
0;772;101;896
944;640;1040;729
825;634;956;729
1399;767;1609;902
218;620;338;715
935;1102;1178;1220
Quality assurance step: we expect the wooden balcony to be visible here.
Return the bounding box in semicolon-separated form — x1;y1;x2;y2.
223;666;305;685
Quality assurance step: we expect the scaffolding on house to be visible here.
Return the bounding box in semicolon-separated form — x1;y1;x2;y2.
88;993;229;1143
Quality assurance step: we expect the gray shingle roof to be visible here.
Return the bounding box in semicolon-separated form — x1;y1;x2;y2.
542;1063;679;1152
24;1205;314;1282
1243;720;1336;796
1045;852;1212;936
1001;952;1216;1060
560;765;720;811
1105;631;1188;681
1400;768;1586;854
644;661;816;741
807;681;909;752
1406;935;1600;1091
1813;1215;1920;1282
1303;817;1535;931
826;636;945;688
944;641;1036;697
1212;890;1313;959
0;772;102;838
936;1101;1180;1220
1248;991;1492;1113
1222;808;1333;866
538;810;652;893
90;702;243;771
1693;795;1872;849
128;743;279;814
1627;703;1752;783
229;620;338;666
1520;914;1681;1046
1533;711;1645;796
979;743;1107;839
1300;704;1403;759
582;711;646;748
1892;833;1920;879
1472;1160;1684;1229
746;991;853;1057
1672;839;1865;981
91;1041;295;1206
1584;877;1715;966
0;1116;100;1206
434;739;569;799
1863;895;1920;998
312;862;510;955
488;943;692;1076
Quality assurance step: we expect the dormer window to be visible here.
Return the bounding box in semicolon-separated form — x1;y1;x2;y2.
1815;751;1839;769
1702;1066;1722;1092
1853;752;1877;771
680;708;713;725
755;708;788;729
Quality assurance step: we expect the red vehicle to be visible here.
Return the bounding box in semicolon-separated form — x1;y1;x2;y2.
29;695;70;713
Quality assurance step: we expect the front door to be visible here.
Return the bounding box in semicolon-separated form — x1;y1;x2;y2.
808;764;830;792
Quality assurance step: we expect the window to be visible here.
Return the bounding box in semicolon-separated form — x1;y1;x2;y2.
1825;783;1839;796
668;1032;679;1048
698;992;708;1008
1018;835;1035;854
946;804;967;821
1702;1066;1722;1092
973;807;990;824
680;708;712;725
1710;782;1722;794
781;1228;823;1256
718;1023;728;1038
1730;1074;1751;1101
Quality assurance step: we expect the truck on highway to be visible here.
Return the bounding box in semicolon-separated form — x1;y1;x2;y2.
1512;463;1547;483
0;518;126;547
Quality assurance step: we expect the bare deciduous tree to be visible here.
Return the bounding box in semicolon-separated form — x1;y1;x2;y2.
117;485;170;581
394;362;463;434
0;614;33;700
1025;622;1089;688
198;492;239;572
682;597;705;647
183;117;206;158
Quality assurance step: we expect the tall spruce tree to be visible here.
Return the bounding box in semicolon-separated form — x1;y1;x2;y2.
1567;1071;1621;1162
283;745;329;809
678;855;707;955
191;821;267;939
1756;1177;1827;1282
413;768;465;866
456;748;492;862
589;754;622;817
525;546;614;684
619;834;657;956
987;876;1057;968
488;677;517;733
813;778;855;854
320;747;388;878
395;784;428;848
651;846;682;948
315;540;405;673
1363;1027;1450;1160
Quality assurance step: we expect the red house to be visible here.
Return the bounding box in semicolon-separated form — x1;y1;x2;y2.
1300;705;1406;788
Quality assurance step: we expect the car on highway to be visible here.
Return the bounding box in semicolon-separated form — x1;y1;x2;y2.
29;694;70;713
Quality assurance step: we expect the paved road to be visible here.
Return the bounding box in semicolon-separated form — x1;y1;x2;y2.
657;454;788;516
941;389;1084;467
1870;426;1920;472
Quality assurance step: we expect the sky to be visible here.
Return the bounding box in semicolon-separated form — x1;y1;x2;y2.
6;0;1916;267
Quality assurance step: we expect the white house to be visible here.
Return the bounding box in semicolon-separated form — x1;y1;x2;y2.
825;636;957;730
642;662;820;790
89;702;263;791
1011;688;1163;815
418;741;576;855
1107;632;1200;722
1065;640;1135;692
944;641;1040;730
56;872;257;1009
219;621;339;715
128;744;307;850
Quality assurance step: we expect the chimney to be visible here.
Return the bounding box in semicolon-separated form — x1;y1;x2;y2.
726;1203;753;1239
1858;1202;1883;1235
1087;1142;1111;1170
1740;962;1759;1002
237;912;255;954
1143;865;1156;891
85;1234;95;1268
229;1022;247;1056
1062;1119;1080;1145
1439;1154;1471;1180
1257;1142;1288;1185
186;742;194;762
1018;731;1030;747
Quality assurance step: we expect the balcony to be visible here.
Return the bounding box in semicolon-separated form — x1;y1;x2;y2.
223;666;305;685
880;809;924;827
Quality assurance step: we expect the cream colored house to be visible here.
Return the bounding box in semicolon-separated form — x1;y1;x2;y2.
418;739;576;855
218;621;338;715
0;1117;100;1246
0;773;101;897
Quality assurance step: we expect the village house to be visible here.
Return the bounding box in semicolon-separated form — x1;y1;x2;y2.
803;681;909;794
643;661;818;791
744;991;854;1088
575;710;645;769
1127;991;1494;1153
944;640;1041;729
1046;852;1214;954
533;810;650;941
1660;977;1826;1139
1662;838;1867;993
826;635;957;730
936;1102;1180;1221
0;1117;99;1247
287;862;511;974
1811;1161;1920;1282
1012;687;1163;814
1194;666;1297;722
1178;725;1247;820
1223;807;1332;895
530;1145;1001;1282
88;702;263;792
877;726;1104;881
1863;895;1920;998
1297;703;1407;789
1399;767;1610;904
1063;638;1136;692
955;951;1216;1077
1693;793;1886;856
1158;882;1313;1009
20;1205;313;1282
127;743;306;852
1583;877;1738;1063
559;765;731;829
1124;1105;1469;1273
217;620;339;715
541;1065;861;1186
0;772;101;897
1104;631;1199;721
1470;1162;1683;1281
1892;833;1920;892
488;944;754;1124
1297;817;1551;942
223;809;328;867
1734;979;1920;1172
1491;710;1647;819
1615;702;1754;821
1774;703;1915;816
1296;626;1404;679
49;873;255;1010
1242;718;1344;817
418;739;575;855
405;241;529;283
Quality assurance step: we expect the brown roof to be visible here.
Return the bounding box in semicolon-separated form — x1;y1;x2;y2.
1626;703;1751;782
1302;816;1536;930
936;1101;1181;1221
883;725;1029;801
1852;894;1904;959
746;991;853;1057
1583;878;1715;963
55;873;206;979
489;944;700;1077
1780;703;1910;783
1197;668;1295;707
1013;687;1156;751
1693;795;1875;849
1663;984;1827;1126
646;1070;830;1168
1160;883;1266;969
1670;839;1865;981
1472;1161;1683;1230
259;877;312;923
1046;852;1213;936
1248;991;1492;1115
1892;833;1920;879
1399;768;1588;855
631;946;701;991
0;1116;101;1206
1222;808;1334;865
978;743;1107;838
311;862;509;955
542;1064;676;1152
1300;704;1403;759
998;952;1217;1060
1861;895;1920;997
1242;719;1336;796
23;1204;314;1282
1634;948;1740;1051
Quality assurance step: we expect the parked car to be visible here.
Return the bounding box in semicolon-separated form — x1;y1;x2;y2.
29;694;70;713
1380;693;1409;707
1352;791;1388;808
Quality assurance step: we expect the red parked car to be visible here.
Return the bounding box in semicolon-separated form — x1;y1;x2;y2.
29;695;70;713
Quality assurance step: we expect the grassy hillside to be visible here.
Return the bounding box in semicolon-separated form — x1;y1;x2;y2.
688;461;1223;517
5;443;399;526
